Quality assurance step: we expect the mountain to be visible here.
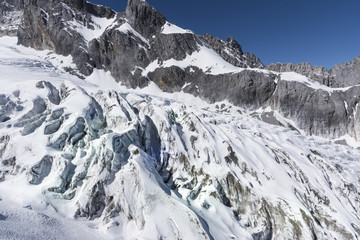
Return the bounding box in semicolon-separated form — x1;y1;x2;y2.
268;57;360;88
0;0;360;239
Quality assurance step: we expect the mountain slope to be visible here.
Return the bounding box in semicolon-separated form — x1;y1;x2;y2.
0;36;360;240
0;0;360;239
1;0;357;143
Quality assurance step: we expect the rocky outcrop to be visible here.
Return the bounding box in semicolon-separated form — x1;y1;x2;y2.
125;0;166;39
267;62;338;87
268;80;360;138
148;67;277;109
268;57;360;88
0;0;27;36
330;56;360;87
204;34;264;69
17;0;115;76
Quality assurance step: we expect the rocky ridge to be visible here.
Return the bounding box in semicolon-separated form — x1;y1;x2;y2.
268;57;360;88
267;62;338;87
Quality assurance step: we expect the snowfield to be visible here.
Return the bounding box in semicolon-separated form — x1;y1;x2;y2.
0;36;360;240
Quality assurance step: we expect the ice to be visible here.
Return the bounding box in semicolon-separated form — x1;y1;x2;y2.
0;35;359;240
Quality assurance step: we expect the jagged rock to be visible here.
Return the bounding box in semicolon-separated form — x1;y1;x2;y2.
149;67;277;108
150;33;201;62
330;56;360;87
0;0;26;36
88;28;150;88
17;0;115;76
267;62;338;87
125;0;166;39
269;79;360;138
204;34;264;68
268;57;360;88
2;1;360;239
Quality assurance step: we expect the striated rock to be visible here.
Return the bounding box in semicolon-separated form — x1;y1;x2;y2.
149;67;277;109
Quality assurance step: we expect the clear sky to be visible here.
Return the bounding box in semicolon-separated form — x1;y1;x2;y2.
89;0;360;69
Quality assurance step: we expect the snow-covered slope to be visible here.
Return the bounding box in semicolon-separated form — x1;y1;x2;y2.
0;36;360;240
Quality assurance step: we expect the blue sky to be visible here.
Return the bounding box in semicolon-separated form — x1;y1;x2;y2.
89;0;360;69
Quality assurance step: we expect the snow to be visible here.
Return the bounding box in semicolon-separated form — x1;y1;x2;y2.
68;15;116;43
280;71;352;92
143;45;243;76
117;22;149;45
0;35;360;240
161;22;193;35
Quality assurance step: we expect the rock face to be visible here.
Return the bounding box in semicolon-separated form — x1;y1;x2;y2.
330;56;360;86
17;0;116;77
149;67;277;108
268;57;360;88
125;0;166;39
0;0;26;36
204;34;264;69
267;62;338;87
269;80;360;138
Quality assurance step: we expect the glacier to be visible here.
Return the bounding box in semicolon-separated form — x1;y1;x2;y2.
0;35;359;239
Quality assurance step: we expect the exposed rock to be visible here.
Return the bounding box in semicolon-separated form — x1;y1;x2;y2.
17;0;115;76
269;79;360;138
204;34;264;69
150;32;201;62
125;0;166;39
267;62;338;87
149;67;277;109
330;56;360;87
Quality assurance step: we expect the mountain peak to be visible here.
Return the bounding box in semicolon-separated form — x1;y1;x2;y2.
125;0;166;38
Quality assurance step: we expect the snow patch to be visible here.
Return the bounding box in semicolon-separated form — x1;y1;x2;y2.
117;22;149;45
68;15;116;42
161;22;193;35
280;72;352;92
143;45;243;75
